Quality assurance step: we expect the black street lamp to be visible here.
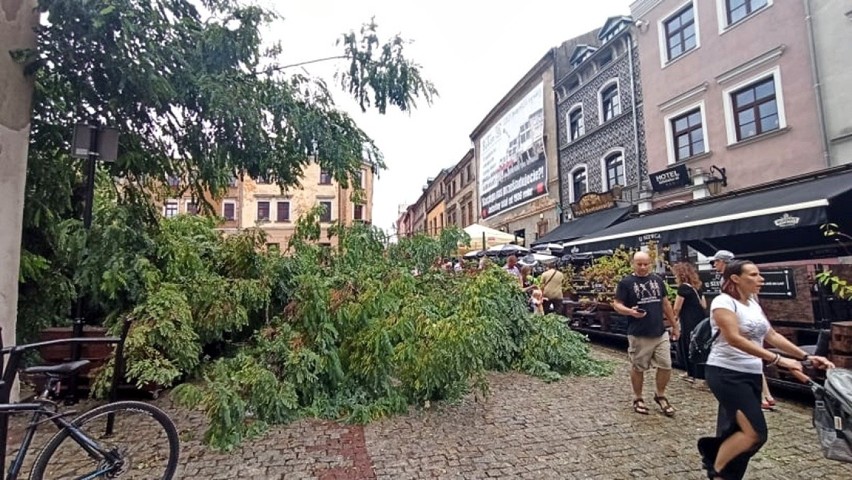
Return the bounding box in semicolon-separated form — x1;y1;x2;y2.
68;123;118;399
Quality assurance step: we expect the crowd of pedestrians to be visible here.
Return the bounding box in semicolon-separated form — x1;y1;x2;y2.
477;245;839;479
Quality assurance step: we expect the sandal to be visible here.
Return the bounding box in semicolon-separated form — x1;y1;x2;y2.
761;400;774;411
632;398;649;415
765;396;776;407
654;394;676;417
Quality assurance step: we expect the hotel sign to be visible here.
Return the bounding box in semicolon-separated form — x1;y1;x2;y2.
649;164;690;193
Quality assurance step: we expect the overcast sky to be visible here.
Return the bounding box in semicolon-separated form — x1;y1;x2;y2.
264;0;632;233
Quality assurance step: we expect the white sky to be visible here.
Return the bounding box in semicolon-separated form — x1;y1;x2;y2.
263;0;632;233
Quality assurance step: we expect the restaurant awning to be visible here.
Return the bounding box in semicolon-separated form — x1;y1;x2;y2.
531;206;632;246
563;169;852;262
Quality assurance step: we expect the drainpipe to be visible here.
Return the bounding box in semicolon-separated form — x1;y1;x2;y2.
627;32;643;200
804;0;831;167
551;47;565;224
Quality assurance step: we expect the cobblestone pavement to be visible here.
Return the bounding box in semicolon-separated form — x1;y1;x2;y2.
8;344;852;479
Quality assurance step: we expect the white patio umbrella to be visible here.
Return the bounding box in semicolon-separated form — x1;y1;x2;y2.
518;253;558;266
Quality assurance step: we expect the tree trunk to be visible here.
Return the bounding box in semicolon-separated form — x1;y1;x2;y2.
0;0;38;401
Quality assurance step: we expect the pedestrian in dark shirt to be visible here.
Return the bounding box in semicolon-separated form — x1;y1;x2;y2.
613;252;679;416
672;262;707;383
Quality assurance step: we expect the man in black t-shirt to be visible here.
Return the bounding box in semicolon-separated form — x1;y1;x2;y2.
613;252;678;416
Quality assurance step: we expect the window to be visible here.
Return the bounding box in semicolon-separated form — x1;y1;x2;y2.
319;201;332;222
664;3;697;61
354;204;364;221
567;77;580;92
732;76;779;141
598;50;613;68
604;153;625;190
166;176;180;188
465;165;472;184
568;106;585;141
223;202;236;221
671;108;705;160
319;169;332;185
186;202;198;215
276;201;290;222
257;201;270;222
353;170;363;188
725;0;768;26
571;167;588;202
466;201;473;225
600;82;621;122
164;201;178;218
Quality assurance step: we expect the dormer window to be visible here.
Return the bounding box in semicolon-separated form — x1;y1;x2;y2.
569;45;597;69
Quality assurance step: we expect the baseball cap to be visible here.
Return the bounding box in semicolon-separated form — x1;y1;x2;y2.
710;250;735;262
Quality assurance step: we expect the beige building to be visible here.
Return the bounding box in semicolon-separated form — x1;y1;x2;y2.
444;148;477;229
808;0;852;166
425;169;449;236
163;162;374;249
469;49;560;246
630;0;827;206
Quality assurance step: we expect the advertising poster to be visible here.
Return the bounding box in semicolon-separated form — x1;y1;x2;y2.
478;83;547;219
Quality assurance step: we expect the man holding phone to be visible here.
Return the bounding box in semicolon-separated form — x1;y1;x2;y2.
613;252;678;416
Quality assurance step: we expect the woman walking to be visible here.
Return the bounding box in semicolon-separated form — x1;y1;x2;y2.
672;262;706;382
697;260;834;479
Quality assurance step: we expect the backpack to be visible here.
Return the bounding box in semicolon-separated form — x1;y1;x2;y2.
688;317;718;365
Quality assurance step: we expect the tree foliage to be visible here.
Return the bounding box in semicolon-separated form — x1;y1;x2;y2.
172;220;612;451
16;0;436;341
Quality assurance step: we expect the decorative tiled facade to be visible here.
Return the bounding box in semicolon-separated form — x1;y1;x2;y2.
555;20;647;219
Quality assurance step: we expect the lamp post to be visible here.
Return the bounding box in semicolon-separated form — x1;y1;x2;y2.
68;123;118;400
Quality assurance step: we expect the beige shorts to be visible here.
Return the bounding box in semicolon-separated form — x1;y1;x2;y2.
627;333;672;372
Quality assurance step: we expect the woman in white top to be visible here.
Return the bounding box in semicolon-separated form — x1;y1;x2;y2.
697;260;834;480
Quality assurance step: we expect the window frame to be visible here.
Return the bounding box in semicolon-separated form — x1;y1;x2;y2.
657;0;701;67
716;0;772;32
318;200;333;223
664;101;709;164
598;79;621;124
566;103;585;142
353;204;364;221
600;148;626;191
256;201;271;222
163;200;179;218
276;200;291;223
568;165;589;203
722;67;786;145
319;169;333;185
222;201;236;221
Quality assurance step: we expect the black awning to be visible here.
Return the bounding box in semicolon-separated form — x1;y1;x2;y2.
532;206;632;246
564;169;852;259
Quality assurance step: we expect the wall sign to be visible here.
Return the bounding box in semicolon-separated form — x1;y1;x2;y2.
698;268;796;299
649;163;690;193
570;191;616;217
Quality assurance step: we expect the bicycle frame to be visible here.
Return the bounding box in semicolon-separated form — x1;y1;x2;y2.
0;336;122;480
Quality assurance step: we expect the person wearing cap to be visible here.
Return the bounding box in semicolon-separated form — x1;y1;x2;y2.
710;250;735;274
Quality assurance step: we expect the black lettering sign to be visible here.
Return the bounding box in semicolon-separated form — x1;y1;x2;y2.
698;268;795;299
649;164;691;193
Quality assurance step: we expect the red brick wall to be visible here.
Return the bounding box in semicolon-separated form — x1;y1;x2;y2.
761;266;815;325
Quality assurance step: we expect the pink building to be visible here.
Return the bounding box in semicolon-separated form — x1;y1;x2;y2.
630;0;828;206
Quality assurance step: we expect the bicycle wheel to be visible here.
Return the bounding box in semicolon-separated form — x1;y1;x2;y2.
30;400;179;479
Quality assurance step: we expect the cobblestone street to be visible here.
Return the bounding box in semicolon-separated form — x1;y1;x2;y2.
166;344;852;479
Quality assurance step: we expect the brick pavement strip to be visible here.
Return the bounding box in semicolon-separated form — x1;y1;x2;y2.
8;344;851;479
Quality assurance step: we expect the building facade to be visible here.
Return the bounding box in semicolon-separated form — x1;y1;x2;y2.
555;17;645;218
444;148;477;229
425;169;449;236
631;0;827;206
163;162;373;249
469;51;560;246
809;0;852;166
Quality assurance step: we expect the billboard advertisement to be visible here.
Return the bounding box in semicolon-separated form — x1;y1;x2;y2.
478;83;547;220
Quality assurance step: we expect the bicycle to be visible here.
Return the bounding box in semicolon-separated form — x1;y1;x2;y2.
0;333;180;479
